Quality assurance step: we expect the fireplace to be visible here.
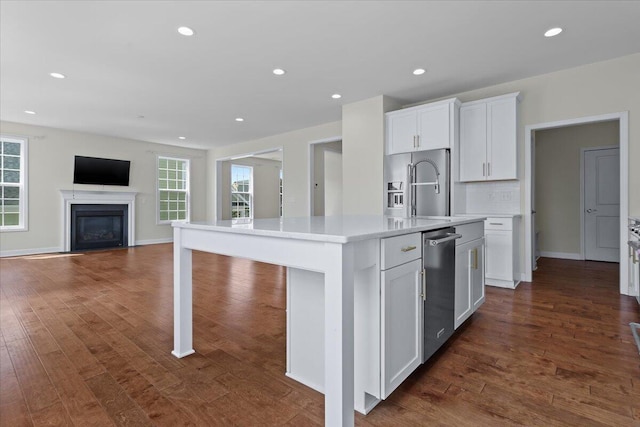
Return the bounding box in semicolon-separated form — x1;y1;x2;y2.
60;190;137;252
71;204;128;251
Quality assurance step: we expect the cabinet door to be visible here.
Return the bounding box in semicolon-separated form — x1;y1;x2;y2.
417;104;450;150
381;259;422;398
487;97;517;180
471;241;485;310
485;230;512;281
454;242;472;329
387;110;418;155
459;103;487;182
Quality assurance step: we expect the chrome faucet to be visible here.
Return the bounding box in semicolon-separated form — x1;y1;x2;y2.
408;159;440;217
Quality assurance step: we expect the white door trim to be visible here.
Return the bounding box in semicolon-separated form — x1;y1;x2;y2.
580;145;620;261
308;136;342;216
524;111;629;295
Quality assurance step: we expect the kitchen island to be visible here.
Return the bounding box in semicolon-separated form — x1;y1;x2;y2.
172;215;484;426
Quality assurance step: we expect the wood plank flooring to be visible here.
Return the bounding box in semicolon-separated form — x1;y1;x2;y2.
1;245;638;426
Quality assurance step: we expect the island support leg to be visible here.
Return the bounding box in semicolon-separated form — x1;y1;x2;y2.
172;227;195;358
324;243;355;426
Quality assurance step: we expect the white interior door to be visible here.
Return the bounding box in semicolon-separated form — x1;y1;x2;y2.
584;147;620;262
324;150;343;216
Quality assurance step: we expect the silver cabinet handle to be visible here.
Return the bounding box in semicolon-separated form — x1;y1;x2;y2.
421;269;426;301
413;135;417;148
482;163;486;176
416;135;420;148
426;233;462;246
488;162;491;176
401;245;417;252
586;209;598;213
489;222;503;226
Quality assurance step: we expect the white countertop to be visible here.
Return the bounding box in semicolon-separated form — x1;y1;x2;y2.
456;213;521;218
173;215;486;244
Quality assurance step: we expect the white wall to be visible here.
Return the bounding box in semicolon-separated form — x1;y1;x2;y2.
207;121;341;220
0;121;206;255
219;157;282;220
535;121;619;255
342;95;401;215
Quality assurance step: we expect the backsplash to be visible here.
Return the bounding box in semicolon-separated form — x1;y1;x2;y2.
464;181;521;214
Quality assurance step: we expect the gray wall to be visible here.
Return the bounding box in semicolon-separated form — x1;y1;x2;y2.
535;121;619;256
0;121;206;255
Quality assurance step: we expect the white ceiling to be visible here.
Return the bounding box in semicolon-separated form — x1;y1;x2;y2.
1;1;639;150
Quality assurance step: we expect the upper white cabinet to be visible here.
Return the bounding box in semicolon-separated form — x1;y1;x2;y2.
459;92;520;182
386;98;460;155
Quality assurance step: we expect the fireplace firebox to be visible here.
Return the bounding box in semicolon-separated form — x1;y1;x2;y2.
71;204;129;251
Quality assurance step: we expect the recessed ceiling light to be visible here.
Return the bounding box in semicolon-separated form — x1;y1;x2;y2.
272;68;286;75
413;68;426;76
49;72;66;79
178;136;186;140
544;27;563;37
235;117;244;122
177;26;195;36
24;110;36;115
331;94;342;99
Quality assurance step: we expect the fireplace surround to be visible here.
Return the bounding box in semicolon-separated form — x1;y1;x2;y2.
60;190;136;252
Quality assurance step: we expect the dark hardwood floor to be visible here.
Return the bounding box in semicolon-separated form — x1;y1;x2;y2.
1;245;638;426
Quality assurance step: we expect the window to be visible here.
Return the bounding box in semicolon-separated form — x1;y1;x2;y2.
0;135;27;231
231;165;252;219
157;156;189;223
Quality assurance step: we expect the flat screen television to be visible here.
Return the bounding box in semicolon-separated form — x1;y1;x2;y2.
73;156;131;186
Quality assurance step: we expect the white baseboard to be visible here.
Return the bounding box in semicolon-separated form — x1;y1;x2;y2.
0;238;172;258
539;251;583;260
0;247;63;258
134;238;173;246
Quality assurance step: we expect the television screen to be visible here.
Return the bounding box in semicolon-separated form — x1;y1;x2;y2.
73;156;131;186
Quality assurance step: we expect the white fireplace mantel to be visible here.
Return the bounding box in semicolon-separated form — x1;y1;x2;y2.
60;190;137;252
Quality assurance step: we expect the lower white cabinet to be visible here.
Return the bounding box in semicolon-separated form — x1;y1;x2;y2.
454;222;485;329
485;217;520;288
381;258;422;398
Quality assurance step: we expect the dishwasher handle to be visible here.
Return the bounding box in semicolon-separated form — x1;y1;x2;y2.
426;233;462;246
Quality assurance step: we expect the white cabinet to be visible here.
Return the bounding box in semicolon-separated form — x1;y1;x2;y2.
381;258;422;398
386;98;460;155
380;232;422;398
485;217;520;288
459;92;520;182
454;222;485;329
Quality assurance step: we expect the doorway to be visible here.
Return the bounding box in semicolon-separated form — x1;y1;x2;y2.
525;111;630;294
215;148;283;221
308;137;342;216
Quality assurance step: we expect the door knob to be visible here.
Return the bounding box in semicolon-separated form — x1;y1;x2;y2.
586;208;598;213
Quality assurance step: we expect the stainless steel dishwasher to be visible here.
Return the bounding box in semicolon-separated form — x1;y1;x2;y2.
422;227;461;362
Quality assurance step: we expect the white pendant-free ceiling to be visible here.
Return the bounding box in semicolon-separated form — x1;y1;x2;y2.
1;1;639;150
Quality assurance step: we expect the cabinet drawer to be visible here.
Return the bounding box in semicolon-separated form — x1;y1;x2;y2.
381;233;421;270
455;222;484;246
484;218;513;231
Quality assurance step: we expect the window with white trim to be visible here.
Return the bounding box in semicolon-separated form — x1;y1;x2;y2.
0;135;28;231
157;156;190;223
231;165;252;219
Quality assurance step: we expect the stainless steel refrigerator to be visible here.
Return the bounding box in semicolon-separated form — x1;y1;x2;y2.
384;149;450;217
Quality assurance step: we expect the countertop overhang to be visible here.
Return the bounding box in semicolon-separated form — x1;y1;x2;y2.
172;215;487;244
